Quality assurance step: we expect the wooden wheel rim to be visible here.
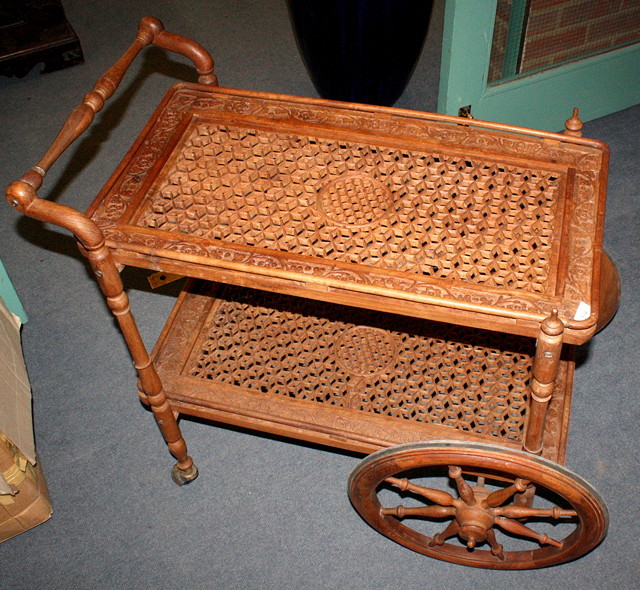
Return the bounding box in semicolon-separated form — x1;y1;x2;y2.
348;441;608;570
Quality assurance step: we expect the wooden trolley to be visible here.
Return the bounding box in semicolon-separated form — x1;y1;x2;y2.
6;18;620;569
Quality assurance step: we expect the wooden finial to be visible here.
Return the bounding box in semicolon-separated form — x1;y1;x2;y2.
564;108;583;137
542;308;564;336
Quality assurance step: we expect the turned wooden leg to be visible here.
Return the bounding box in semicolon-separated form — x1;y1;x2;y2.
81;241;198;485
524;310;564;454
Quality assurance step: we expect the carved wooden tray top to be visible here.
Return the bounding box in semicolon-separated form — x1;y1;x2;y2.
87;84;609;343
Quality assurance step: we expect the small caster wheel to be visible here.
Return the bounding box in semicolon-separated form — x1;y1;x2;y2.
349;441;608;570
171;462;199;486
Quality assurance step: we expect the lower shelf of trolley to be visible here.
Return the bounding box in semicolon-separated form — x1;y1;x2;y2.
147;279;574;463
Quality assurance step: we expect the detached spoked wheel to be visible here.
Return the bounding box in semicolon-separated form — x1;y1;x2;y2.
348;441;608;569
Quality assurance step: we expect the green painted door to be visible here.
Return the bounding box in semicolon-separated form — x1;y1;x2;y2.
438;0;640;131
0;260;27;323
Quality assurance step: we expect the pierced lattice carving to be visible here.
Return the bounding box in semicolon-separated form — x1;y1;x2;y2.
186;285;534;442
317;174;394;226
137;121;561;293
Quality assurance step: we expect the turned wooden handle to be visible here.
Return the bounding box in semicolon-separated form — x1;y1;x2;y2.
6;17;217;246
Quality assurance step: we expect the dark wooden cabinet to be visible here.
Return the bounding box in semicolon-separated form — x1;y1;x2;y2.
0;0;83;77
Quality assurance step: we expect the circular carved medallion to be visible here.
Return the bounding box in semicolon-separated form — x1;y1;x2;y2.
335;326;398;377
317;173;393;226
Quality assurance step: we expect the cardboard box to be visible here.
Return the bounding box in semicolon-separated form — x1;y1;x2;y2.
0;296;52;542
0;434;52;542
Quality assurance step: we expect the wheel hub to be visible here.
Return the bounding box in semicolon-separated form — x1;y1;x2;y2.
379;464;576;560
455;486;495;549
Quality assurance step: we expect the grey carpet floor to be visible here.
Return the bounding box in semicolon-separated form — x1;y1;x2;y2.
0;2;638;589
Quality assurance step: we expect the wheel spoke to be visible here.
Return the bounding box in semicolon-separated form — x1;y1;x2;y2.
485;528;505;560
381;505;455;519
427;519;460;547
448;466;475;504
385;476;456;506
483;478;530;508
495;505;577;519
495;516;563;547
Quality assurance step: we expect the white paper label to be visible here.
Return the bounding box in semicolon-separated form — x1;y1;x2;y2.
574;301;591;321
